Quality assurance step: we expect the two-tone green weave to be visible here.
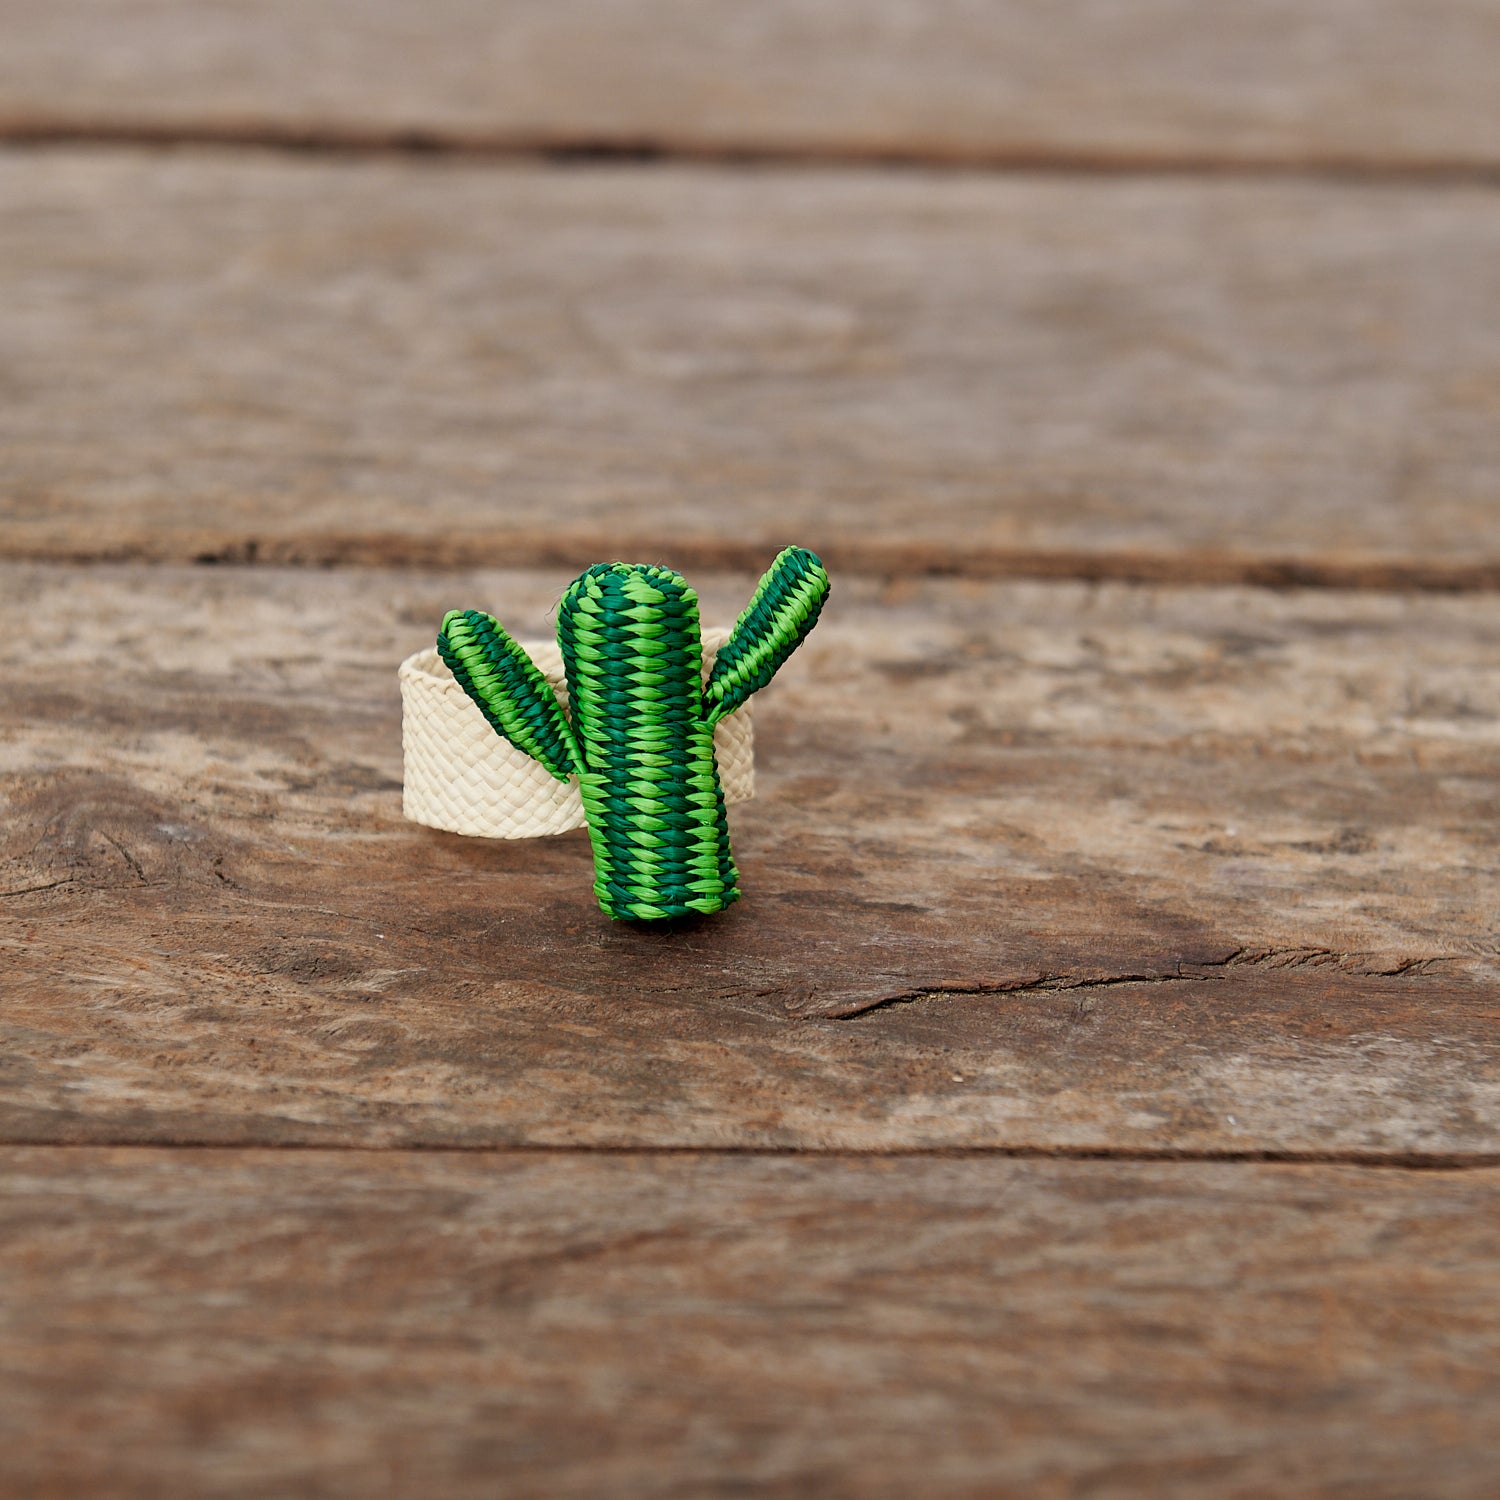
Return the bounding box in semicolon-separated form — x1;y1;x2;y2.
437;546;830;921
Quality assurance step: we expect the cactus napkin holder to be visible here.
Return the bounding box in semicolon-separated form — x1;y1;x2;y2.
399;546;830;921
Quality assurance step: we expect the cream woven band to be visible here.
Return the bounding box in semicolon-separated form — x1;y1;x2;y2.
399;629;755;839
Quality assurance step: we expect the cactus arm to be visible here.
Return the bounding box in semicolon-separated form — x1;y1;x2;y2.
702;545;830;726
438;608;581;781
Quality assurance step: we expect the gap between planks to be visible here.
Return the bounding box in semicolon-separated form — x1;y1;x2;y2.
12;534;1500;595
7;124;1500;184
4;1140;1499;1170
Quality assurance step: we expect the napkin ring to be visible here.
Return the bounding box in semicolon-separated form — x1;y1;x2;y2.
400;546;829;921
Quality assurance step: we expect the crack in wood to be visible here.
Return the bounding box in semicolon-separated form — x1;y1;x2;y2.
1213;946;1462;977
0;878;79;899
831;947;1464;1019
99;832;147;885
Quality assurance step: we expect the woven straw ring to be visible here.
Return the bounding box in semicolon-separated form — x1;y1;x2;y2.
400;546;831;921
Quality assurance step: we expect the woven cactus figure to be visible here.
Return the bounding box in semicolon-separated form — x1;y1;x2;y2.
437;546;830;920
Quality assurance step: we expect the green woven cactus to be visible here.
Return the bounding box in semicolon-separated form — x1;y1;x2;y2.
438;546;830;920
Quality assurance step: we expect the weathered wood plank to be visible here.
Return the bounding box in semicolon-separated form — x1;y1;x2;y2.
3;564;1496;1151
3;1147;1499;1498
3;1;1500;170
4;152;1500;582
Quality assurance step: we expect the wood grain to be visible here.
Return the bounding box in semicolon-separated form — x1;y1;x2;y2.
3;152;1500;583
3;1;1500;171
3;563;1496;1152
3;1147;1499;1499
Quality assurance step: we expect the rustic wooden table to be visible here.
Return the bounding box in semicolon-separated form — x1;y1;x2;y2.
3;4;1499;1495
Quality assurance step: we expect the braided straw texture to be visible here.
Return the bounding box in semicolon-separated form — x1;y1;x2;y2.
400;630;753;841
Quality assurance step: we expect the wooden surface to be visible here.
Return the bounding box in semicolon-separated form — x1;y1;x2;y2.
4;564;1498;1153
5;1149;1500;1499
4;152;1500;586
4;3;1499;1493
3;1;1500;171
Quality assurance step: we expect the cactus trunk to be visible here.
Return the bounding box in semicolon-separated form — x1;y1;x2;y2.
559;563;739;920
